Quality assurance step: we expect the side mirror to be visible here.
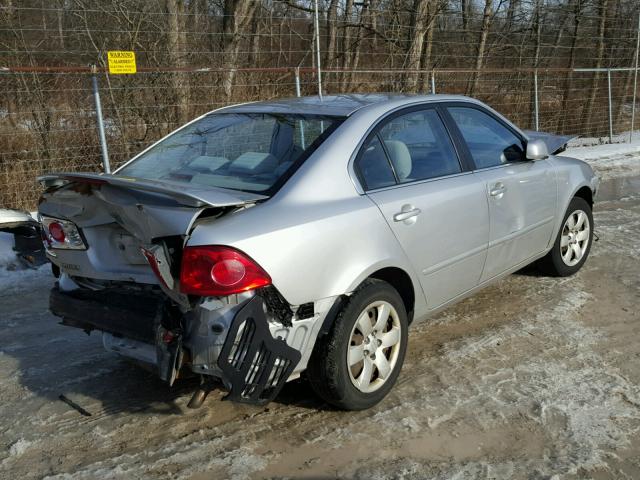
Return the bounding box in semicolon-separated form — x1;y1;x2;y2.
526;139;549;160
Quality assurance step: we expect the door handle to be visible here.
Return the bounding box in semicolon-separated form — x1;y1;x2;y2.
490;183;506;197
393;207;421;222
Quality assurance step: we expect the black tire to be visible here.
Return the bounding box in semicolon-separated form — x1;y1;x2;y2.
307;279;408;410
538;196;593;277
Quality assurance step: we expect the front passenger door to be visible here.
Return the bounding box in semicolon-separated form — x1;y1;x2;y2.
446;106;557;281
356;106;489;309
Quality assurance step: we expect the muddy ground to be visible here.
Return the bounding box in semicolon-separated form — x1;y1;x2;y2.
1;174;639;480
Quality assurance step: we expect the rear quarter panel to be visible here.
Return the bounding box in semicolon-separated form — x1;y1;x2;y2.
187;195;426;315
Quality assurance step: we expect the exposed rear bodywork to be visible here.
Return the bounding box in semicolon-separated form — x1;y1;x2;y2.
39;173;310;404
38;172;264;285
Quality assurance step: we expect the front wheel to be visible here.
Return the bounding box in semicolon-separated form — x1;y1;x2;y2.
307;279;408;410
538;196;593;276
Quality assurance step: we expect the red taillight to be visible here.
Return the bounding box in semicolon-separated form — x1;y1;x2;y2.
48;222;66;243
180;246;271;296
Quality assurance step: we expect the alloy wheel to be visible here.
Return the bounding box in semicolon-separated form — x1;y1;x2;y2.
560;209;590;267
347;301;402;393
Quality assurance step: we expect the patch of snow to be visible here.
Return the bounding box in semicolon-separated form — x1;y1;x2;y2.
0;210;39;271
8;438;32;457
565;139;640;161
0;213;48;282
563;137;640;179
0;232;17;269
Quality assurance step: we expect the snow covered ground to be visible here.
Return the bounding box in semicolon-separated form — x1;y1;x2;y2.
564;135;640;180
0;173;638;479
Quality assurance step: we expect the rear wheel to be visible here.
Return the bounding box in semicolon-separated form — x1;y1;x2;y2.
307;279;408;410
539;196;593;276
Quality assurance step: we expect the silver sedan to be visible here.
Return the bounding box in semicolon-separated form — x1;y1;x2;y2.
38;94;598;410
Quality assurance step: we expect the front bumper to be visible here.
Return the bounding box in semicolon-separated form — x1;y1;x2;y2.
49;286;302;405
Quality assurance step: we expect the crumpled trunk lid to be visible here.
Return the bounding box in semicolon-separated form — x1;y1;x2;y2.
37;172;265;286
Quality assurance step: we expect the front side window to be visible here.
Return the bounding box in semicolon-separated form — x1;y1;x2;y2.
448;107;525;169
118;113;344;194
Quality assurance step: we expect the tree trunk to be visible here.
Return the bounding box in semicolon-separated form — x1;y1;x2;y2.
615;68;634;130
325;0;338;69
248;9;261;67
559;0;582;134
506;0;518;32
461;0;469;36
340;0;355;89
420;1;441;92
404;0;431;91
467;0;493;96
582;0;609;135
221;0;258;98
369;0;379;49
529;0;542;129
56;0;64;49
165;0;189;124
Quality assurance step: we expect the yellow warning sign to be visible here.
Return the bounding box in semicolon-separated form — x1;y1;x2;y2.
107;51;136;74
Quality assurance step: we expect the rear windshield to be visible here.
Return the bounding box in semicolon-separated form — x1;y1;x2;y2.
118;112;344;194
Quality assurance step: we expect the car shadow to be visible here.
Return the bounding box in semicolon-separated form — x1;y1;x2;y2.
2;275;206;417
513;262;545;277
3;272;326;417
272;378;332;410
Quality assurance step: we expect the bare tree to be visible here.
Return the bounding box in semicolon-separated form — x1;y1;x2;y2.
403;0;432;91
165;0;189;123
582;0;610;132
324;0;339;69
221;0;259;97
467;0;494;95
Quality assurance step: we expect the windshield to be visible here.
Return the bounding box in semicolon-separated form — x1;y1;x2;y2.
118;112;344;194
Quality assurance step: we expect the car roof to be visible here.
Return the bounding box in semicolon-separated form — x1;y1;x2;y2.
218;93;474;117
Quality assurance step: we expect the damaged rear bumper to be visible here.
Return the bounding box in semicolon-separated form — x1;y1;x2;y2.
50;285;162;343
49;285;302;405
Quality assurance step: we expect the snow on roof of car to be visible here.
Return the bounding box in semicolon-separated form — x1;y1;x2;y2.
218;93;472;117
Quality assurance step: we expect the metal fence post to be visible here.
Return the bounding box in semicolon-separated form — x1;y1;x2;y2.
430;71;436;94
607;68;614;143
631;12;640;143
91;65;110;173
533;69;540;131
313;0;323;99
294;67;301;97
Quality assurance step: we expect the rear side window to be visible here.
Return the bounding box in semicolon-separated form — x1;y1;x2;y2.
448;107;525;169
355;107;462;191
378;109;461;182
355;136;396;190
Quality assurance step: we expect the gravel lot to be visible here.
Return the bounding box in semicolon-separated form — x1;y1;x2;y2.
1;170;639;479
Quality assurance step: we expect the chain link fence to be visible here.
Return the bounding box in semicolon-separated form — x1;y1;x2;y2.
1;1;639;210
2;66;638;210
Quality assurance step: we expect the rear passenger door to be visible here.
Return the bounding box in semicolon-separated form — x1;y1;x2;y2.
444;105;557;281
355;105;490;310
